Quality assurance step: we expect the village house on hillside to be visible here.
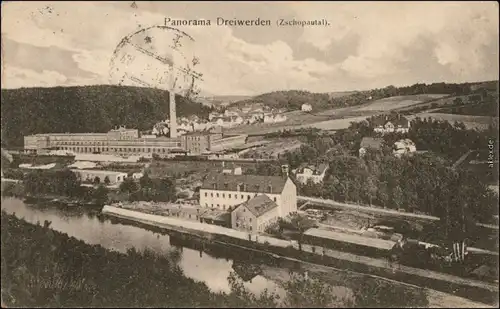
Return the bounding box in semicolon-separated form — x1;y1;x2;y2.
301;103;312;112
371;114;411;134
393;138;417;157
263;113;287;124
294;163;329;184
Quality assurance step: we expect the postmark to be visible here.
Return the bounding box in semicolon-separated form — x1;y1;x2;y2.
109;25;203;99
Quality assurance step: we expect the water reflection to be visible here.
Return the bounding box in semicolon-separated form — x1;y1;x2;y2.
1;197;283;295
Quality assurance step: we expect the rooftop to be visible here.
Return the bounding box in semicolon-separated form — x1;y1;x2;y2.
70;169;128;176
371;114;410;127
296;163;329;175
237;194;278;217
304;228;396;250
201;172;287;194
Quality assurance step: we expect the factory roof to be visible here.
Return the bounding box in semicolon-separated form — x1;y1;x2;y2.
70;169;127;176
304;228;396;251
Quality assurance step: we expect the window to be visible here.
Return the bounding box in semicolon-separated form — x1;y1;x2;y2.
216;193;219;198
229;194;231;198
205;192;208;197
243;208;246;212
249;218;252;223
222;193;225;198
217;204;220;207
274;197;277;202
247;195;250;200
205;203;208;207
211;193;213;197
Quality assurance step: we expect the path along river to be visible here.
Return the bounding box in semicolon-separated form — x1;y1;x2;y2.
1;197;494;307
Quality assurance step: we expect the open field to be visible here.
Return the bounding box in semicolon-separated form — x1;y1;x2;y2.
300;116;371;130
435;101;499;117
226;94;450;135
356;94;448;112
408;113;498;130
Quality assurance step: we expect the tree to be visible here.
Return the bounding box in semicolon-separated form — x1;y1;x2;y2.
289;213;317;250
150;178;176;202
453;97;463;106
92;185;109;205
103;176;111;186
93;176;101;185
119;177;138;194
282;273;350;307
139;173;153;189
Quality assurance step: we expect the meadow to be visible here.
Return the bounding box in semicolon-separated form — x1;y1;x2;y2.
226;94;449;135
356;94;448;112
408;113;498;131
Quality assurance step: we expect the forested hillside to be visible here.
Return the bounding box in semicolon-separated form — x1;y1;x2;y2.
1;85;212;147
228;81;497;111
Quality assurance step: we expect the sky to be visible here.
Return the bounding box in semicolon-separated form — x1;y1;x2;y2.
1;1;499;95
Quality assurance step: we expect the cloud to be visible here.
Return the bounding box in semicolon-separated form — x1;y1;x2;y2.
2;66;68;88
293;2;499;83
1;1;498;94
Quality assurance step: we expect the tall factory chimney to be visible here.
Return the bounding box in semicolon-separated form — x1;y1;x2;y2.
169;91;177;138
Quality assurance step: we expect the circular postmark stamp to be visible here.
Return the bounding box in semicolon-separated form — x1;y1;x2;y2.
109;25;202;99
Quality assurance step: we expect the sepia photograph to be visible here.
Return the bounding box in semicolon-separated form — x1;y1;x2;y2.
1;1;499;307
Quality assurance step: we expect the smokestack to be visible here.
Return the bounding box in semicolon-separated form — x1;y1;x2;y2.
170;91;177;138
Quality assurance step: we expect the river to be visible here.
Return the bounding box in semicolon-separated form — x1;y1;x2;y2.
0;197;287;298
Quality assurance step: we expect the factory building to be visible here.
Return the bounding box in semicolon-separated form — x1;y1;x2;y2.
24;125;247;157
199;172;297;217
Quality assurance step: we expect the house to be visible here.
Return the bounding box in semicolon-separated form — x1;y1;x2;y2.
393;139;417;157
211;117;224;127
132;172;144;180
200;173;297;216
231;194;280;233
222;166;243;175
359;137;384;157
294;163;329;184
263;113;275;124
230;115;244;125
301;104;312;112
371;114;410;134
71;169;127;184
224;108;241;117
209;112;222;121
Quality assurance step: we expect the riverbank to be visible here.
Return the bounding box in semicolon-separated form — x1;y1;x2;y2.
102;205;498;305
0;211;282;308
